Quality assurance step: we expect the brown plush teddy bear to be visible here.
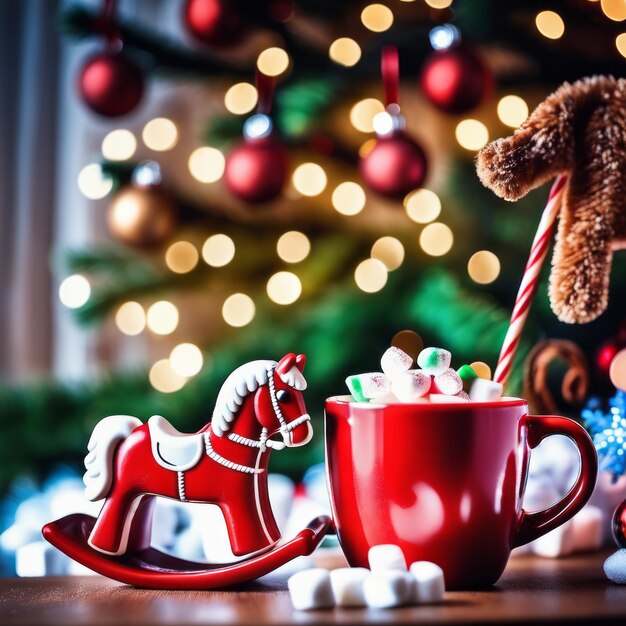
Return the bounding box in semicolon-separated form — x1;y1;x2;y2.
476;75;626;324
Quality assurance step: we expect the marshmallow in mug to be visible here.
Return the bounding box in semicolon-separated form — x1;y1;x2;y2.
345;345;503;404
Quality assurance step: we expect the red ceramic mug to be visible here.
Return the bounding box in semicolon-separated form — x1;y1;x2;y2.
324;396;598;589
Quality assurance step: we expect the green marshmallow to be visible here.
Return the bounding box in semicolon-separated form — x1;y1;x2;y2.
345;375;369;403
457;364;478;392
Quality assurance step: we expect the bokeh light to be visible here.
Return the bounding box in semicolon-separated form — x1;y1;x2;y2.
149;359;187;393
170;343;204;378
361;4;394;32
371;236;405;271
332;181;366;215
602;0;626;21
142;118;178;151
350;98;385;133
535;10;565;39
354;258;388;292
497;95;529;128
292;163;327;196
329;38;362;67
188;147;225;183
267;271;302;305
467;250;501;284
224;82;258;115
115;301;146;336
257;47;290;77
425;0;453;7
77;163;113;200
146;301;179;335
616;33;626;57
101;129;136;161
455;119;489;151
404;189;441;224
59;275;90;309
165;241;199;274
277;231;311;263
222;293;256;327
419;223;454;257
202;234;236;267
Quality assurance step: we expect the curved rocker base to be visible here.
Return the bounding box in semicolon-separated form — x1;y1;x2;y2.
42;513;332;590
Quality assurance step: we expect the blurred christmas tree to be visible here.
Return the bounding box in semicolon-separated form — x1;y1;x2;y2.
2;0;626;488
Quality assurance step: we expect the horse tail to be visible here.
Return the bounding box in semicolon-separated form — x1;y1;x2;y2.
83;415;142;501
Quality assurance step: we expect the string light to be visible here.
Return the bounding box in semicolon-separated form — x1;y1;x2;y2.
361;4;394;32
616;33;626;56
329;38;362;67
142;118;178;151
602;0;626;21
497;95;529;128
101;129;136;161
170;343;204;378
165;241;199;274
424;0;453;7
350;98;385;133
146;301;179;335
404;189;441;224
149;359;186;393
535;11;565;39
332;181;366;215
202;234;236;267
188;147;225;183
467;250;501;284
354;258;388;293
222;293;255;327
455;119;489;151
115;301;145;336
77;163;113;200
277;231;311;263
371;237;405;271
224;83;258;115
292;163;327;196
267;271;302;305
59;275;90;309
257;47;290;77
419;223;454;256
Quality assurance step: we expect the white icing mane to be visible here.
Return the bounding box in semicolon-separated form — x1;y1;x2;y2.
211;359;308;437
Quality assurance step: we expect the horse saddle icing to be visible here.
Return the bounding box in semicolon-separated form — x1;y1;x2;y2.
148;415;204;472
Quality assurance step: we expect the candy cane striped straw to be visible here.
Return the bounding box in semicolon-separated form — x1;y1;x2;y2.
493;174;567;388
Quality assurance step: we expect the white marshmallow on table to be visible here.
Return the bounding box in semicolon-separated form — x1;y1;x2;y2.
363;570;413;608
604;550;626;584
288;568;335;610
434;368;463;396
409;561;446;604
368;544;407;571
531;521;574;558
330;567;369;607
381;347;413;378
469;377;503;402
391;370;431;403
571;505;604;553
417;347;451;376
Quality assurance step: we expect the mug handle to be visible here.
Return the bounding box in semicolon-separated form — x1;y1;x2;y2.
513;415;598;548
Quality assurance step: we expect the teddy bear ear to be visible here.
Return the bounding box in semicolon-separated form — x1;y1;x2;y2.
476;84;576;201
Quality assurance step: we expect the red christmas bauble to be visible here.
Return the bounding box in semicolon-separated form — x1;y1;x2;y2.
612;499;626;549
183;0;245;48
359;133;428;199
597;341;621;377
224;138;289;203
420;45;492;115
78;52;144;117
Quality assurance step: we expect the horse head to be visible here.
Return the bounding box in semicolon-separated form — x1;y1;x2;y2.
257;353;313;448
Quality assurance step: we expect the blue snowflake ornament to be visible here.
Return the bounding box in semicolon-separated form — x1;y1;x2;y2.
583;390;626;479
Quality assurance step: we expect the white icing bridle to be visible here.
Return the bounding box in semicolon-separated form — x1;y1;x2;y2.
205;366;310;474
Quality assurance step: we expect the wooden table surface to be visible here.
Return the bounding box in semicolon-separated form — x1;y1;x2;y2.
1;551;625;625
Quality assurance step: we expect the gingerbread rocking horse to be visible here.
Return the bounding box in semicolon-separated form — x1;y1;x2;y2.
43;354;331;589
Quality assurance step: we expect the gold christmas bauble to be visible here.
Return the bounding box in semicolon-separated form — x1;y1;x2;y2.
107;185;176;248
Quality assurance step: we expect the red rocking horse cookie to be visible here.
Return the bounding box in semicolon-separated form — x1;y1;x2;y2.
43;354;331;589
